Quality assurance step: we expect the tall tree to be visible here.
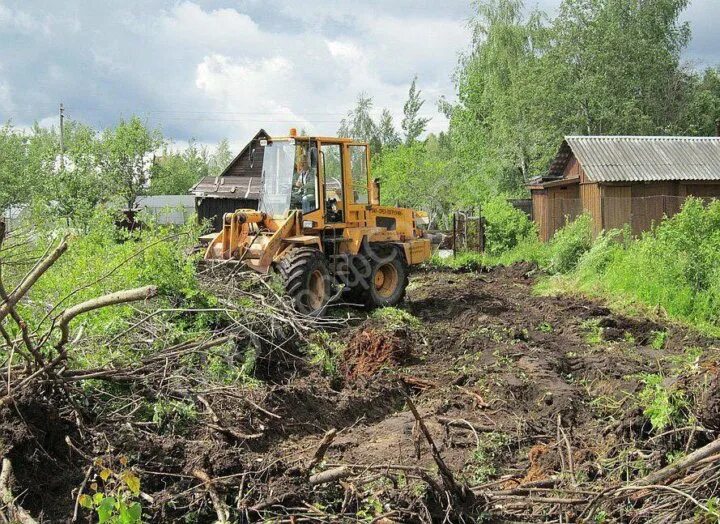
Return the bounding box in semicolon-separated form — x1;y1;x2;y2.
51;121;108;224
401;76;431;145
338;93;381;153
209;138;234;177
150;139;209;195
100;116;162;209
378;109;401;149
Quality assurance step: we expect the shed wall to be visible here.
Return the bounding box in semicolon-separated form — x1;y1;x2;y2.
197;198;259;232
601;186;631;230
580;183;602;236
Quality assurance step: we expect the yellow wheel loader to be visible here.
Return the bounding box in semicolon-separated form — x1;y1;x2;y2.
203;131;431;314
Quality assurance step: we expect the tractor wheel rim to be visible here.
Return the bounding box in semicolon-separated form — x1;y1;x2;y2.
375;263;399;298
308;269;325;310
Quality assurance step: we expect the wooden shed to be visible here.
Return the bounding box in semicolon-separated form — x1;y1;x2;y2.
529;136;720;241
190;129;269;231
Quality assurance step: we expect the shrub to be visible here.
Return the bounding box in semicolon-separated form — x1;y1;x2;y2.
637;373;688;431
599;198;720;326
482;197;535;255
547;214;593;274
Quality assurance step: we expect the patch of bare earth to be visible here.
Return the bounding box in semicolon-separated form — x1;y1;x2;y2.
3;264;720;522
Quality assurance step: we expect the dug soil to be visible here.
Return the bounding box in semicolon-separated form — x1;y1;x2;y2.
3;264;719;522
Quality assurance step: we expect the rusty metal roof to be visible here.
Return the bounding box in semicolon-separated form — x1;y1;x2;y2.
564;136;720;182
190;176;261;199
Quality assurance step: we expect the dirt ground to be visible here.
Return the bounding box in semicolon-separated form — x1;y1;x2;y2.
3;264;720;522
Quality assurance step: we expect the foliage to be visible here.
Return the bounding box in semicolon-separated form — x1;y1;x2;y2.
209;138;234;177
467;432;509;484
401;76;431;145
448;0;720;196
100;116;163;209
152;398;198;434
2;208;206;368
650;330;668;350
637;373;688;431
482;196;535;255
338;93;381;154
306;332;345;377
547;214;592;274
377;109;401;149
374;141;454;227
150;139;209;195
79;457;142;524
371;307;421;331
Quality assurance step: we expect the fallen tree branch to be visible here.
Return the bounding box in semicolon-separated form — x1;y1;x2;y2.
309;466;350;486
193;469;229;523
0;239;68;324
633;436;720;487
56;285;158;350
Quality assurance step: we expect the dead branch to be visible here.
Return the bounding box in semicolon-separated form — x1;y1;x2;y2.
193;469;229;523
306;428;337;472
633;436;720;487
402;389;471;503
309;466;350;486
436;416;495;433
0;239;68;324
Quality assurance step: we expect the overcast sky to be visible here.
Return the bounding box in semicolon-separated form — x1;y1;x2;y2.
1;0;718;151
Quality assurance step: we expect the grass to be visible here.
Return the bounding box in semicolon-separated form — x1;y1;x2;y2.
636;373;688;432
370;307;422;330
495;198;720;337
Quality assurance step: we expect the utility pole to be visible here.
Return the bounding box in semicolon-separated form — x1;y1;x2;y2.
59;102;65;170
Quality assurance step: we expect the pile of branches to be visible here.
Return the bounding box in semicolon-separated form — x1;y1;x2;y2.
0;220;349;522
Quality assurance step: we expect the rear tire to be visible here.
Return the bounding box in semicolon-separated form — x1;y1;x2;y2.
363;246;408;308
277;247;332;315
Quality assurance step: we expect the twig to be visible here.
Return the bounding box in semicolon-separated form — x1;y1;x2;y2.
306;428;337;472
193;469;229;523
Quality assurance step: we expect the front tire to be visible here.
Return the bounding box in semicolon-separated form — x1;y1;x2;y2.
277;247;332;315
364;247;408;308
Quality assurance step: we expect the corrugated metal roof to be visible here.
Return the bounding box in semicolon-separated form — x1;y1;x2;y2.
190;176;261;199
136;195;195;208
565;136;720;182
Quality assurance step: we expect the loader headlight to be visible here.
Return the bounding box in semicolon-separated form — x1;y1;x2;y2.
303;220;315;228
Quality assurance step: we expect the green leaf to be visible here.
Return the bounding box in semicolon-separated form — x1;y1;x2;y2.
97;496;116;523
120;502;142;524
78;494;93;509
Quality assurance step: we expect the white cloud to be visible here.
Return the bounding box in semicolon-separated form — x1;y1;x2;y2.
0;3;51;35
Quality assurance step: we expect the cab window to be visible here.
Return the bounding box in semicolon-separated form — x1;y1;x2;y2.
290;142;319;213
321;143;343;222
349;145;368;204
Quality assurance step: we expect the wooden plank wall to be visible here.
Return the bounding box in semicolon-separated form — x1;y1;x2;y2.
630;182;679;234
580;182;602;236
602;186;631;230
532;190;550;241
226;143;265;178
547;185;581;240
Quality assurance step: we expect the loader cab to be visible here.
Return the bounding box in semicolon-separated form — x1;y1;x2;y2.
259;135;375;229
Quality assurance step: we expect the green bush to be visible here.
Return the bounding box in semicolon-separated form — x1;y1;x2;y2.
1;208;209;368
599;198;720;326
547;214;593;274
482;197;535;255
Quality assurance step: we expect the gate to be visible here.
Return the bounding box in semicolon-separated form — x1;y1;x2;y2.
452;210;485;255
